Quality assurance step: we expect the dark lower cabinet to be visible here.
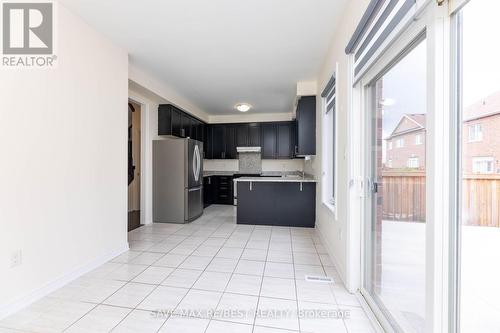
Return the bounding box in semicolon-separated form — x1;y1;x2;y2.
237;181;315;227
203;176;214;208
203;175;234;206
214;176;233;205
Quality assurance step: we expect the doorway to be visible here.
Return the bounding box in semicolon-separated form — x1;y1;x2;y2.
128;100;141;231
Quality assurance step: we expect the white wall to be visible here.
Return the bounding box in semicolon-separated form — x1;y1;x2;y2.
0;3;129;318
306;0;371;289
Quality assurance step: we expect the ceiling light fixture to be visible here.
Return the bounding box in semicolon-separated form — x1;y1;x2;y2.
235;103;251;112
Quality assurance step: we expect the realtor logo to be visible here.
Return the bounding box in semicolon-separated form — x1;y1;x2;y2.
2;1;56;68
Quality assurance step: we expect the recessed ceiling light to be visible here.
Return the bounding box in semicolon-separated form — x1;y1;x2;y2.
235;103;251;112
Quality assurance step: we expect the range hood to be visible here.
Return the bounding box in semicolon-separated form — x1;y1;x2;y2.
236;147;261;153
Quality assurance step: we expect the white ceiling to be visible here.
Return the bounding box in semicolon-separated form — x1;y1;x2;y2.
59;0;346;115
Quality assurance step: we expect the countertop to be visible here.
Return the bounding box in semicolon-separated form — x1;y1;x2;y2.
203;171;302;177
233;175;316;183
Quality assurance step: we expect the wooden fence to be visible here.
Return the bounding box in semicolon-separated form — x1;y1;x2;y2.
381;171;500;227
381;171;426;222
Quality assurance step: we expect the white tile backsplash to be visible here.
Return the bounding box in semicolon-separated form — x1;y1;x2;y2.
203;159;304;173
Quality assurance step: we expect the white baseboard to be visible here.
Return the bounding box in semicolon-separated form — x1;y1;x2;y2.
0;243;129;320
315;223;347;286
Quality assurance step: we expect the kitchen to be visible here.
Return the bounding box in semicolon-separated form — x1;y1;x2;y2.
153;95;317;228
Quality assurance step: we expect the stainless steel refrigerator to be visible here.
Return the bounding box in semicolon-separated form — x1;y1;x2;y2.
153;138;203;223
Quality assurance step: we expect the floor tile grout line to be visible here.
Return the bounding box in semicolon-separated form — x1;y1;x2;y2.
5;206;363;333
67;209;227;332
154;207;249;333
204;216;257;333
250;224;274;333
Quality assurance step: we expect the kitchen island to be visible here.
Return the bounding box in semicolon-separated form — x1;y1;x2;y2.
234;175;316;228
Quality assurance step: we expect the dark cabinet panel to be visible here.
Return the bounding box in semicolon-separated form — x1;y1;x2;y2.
158;105;172;136
225;125;237;159
203;176;214;208
236;124;249;147
181;115;192;138
277;122;294;159
248;123;261;147
171;108;182;137
211;125;226;159
261;123;277;159
237;182;315;227
296;96;316;156
158;104;206;140
204;125;212;159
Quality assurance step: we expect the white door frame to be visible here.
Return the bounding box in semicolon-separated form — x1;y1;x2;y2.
351;2;452;332
128;94;152;225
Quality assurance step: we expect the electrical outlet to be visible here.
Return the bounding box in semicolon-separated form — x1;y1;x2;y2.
10;250;22;268
338;229;342;241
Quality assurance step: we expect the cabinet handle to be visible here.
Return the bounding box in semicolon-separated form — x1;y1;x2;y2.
208;177;211;185
295;145;298;155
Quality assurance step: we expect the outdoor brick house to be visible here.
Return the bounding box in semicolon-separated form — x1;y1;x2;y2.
385;114;426;170
462;91;500;174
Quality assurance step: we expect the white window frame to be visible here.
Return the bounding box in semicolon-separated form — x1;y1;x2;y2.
415;134;423;145
396;137;405;148
388;141;393;150
321;64;338;216
467;123;482;142
352;3;452;333
472;156;494;174
407;156;420;168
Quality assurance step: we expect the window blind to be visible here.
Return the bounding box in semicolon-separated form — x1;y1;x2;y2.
321;74;336;114
345;0;417;82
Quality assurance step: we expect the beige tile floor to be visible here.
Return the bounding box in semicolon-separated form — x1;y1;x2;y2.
0;205;376;333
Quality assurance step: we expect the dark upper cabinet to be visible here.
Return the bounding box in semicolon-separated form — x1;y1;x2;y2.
158;104;205;140
296;96;316;156
261;123;277;159
225;125;237;159
211;125;226;159
181;114;192;138
157;105;183;137
277;122;294;159
236;124;249;147
248;123;261;147
171;109;183;137
204;125;212;158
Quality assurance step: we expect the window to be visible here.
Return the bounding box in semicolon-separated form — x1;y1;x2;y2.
472;157;494;174
321;68;337;209
407;157;419;168
364;38;428;333
388;141;393;150
396;138;405;148
456;1;500;331
468;123;482;142
415;134;423;145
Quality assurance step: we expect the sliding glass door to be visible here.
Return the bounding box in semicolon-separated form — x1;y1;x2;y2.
454;0;500;331
364;37;428;333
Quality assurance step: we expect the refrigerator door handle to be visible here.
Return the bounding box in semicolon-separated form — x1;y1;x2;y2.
194;144;201;182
